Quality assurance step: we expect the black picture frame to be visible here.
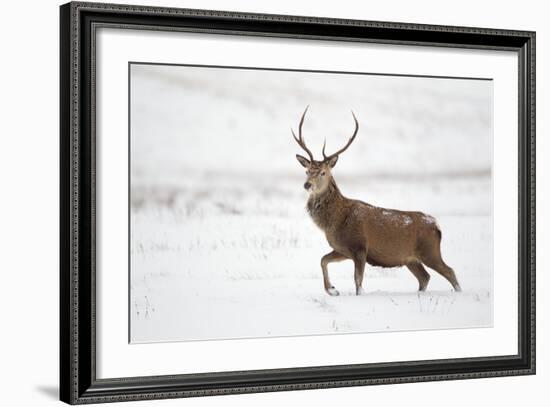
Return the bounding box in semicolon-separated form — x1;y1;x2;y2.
60;1;536;404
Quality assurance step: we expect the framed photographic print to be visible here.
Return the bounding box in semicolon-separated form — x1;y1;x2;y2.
60;1;536;404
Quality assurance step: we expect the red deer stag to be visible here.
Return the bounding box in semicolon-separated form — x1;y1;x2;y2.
292;107;462;296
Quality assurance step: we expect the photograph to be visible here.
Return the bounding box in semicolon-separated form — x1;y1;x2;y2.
129;63;493;343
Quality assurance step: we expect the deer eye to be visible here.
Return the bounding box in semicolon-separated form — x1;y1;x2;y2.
321;171;326;176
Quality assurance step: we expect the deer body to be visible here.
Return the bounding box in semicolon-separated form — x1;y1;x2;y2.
292;107;461;296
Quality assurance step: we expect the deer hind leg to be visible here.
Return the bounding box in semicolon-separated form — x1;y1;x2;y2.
406;262;430;292
420;242;461;292
321;251;347;296
425;260;461;292
353;250;367;296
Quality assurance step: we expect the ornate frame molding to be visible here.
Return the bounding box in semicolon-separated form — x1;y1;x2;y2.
60;2;535;404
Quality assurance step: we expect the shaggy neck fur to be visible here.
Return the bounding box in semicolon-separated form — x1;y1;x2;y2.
306;177;347;231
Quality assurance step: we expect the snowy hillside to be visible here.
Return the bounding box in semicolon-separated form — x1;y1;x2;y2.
129;63;493;343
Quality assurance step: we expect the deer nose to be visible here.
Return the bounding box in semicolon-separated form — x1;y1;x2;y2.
304;182;312;190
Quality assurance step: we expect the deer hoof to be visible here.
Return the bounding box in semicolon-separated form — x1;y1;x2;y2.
326;287;340;296
356;287;365;296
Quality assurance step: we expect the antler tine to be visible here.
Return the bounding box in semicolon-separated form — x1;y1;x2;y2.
291;106;314;162
298;105;309;139
323;110;359;160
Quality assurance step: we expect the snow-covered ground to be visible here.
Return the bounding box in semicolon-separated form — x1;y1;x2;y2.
129;64;493;343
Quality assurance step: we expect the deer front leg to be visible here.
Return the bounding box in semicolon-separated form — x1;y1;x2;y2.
320;251;347;296
353;251;367;295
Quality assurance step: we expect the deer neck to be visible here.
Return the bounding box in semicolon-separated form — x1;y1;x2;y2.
306;177;346;231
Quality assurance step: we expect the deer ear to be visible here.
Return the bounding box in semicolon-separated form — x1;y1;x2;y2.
296;154;311;168
327;155;338;168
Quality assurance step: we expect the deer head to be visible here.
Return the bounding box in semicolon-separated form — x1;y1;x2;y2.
292;106;359;194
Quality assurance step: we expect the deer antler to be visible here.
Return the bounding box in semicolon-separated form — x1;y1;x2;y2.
291;106;314;162
322;111;359;161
